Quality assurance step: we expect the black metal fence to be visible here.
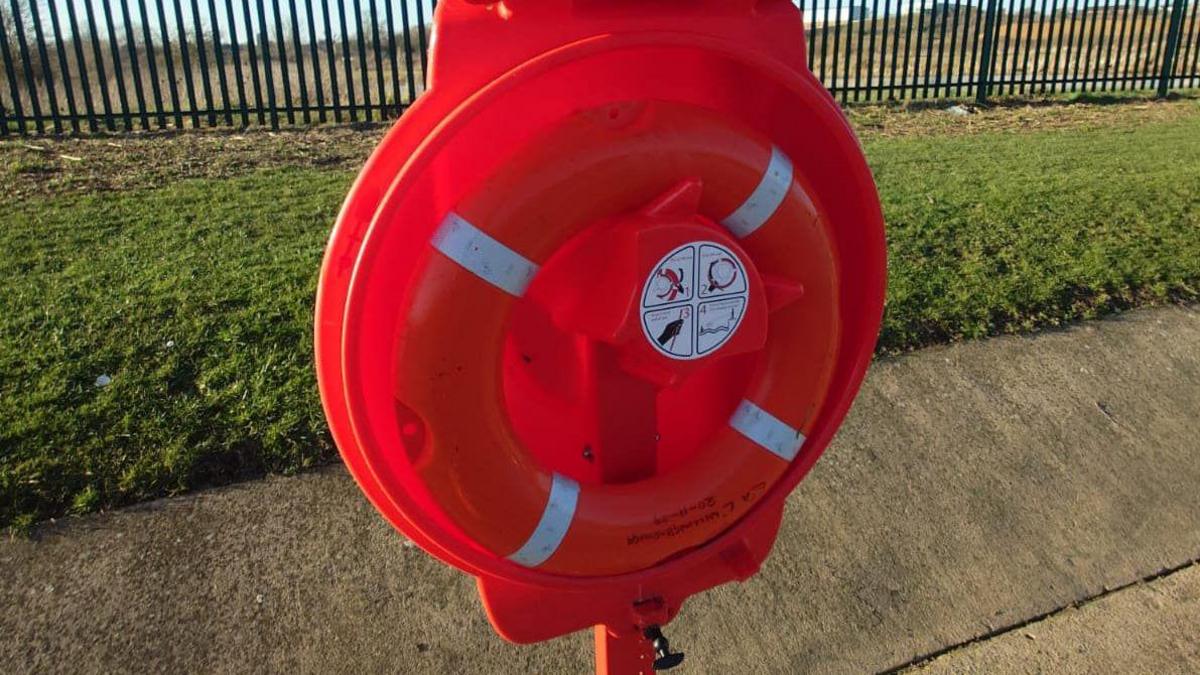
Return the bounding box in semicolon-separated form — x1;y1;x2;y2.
803;0;1200;102
1;0;1198;135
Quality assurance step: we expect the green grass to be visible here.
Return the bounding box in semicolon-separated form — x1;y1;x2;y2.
871;115;1200;349
3;115;1199;529
1;169;350;529
5;156;55;176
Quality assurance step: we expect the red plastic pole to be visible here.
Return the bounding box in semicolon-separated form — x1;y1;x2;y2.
594;625;656;675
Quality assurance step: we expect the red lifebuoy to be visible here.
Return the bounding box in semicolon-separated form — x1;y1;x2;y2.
385;102;838;576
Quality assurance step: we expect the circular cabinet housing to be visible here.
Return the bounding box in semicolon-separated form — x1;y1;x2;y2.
315;0;886;646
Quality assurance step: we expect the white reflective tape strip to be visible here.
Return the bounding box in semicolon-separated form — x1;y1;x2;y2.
720;145;794;239
431;212;539;297
507;473;580;568
729;399;805;462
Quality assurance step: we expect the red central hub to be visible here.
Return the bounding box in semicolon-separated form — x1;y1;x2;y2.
502;179;770;487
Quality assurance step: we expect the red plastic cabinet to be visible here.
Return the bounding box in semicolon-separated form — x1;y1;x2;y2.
315;1;886;672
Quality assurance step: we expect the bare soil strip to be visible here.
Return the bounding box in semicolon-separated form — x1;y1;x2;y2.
2;95;1196;201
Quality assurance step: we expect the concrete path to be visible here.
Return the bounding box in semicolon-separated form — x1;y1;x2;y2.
2;306;1199;674
916;561;1200;673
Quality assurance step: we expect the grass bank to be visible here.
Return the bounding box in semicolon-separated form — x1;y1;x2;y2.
2;105;1198;528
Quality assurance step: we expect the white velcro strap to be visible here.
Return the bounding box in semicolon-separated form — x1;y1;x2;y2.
720;145;794;239
431;212;539;297
729;399;805;462
507;473;580;568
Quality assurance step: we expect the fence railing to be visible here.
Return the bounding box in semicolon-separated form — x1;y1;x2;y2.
806;0;1200;103
1;0;1198;135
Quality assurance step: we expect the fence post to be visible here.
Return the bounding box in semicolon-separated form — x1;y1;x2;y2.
1157;0;1189;97
975;0;1001;104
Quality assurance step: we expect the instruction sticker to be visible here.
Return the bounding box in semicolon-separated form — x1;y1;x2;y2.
640;241;749;360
